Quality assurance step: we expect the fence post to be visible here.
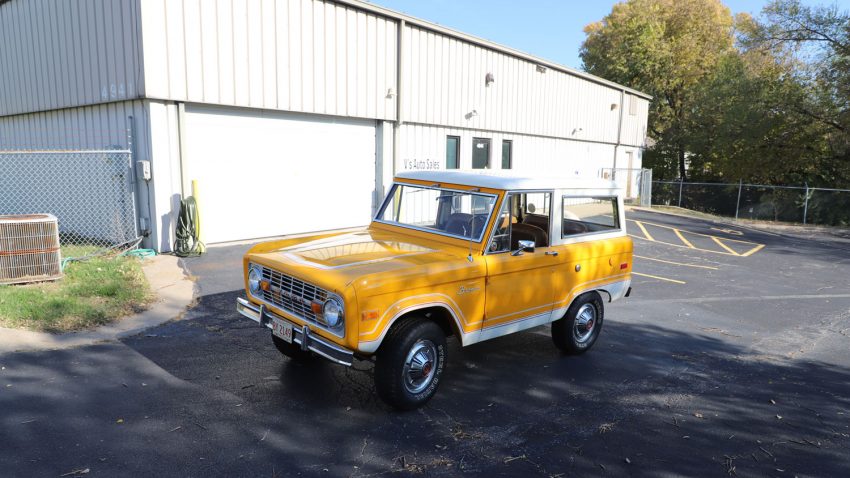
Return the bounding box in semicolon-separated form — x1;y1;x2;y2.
803;183;809;225
678;179;683;208
735;179;743;220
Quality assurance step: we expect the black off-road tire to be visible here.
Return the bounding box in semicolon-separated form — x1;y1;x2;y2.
374;317;447;410
272;334;314;361
552;292;604;355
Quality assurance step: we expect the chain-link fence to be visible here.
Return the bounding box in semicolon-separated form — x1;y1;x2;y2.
600;167;653;207
0;150;138;252
652;180;850;226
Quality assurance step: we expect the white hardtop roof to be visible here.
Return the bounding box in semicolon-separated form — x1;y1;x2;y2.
395;170;621;191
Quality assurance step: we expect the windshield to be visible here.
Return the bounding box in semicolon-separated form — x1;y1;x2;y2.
376;183;498;241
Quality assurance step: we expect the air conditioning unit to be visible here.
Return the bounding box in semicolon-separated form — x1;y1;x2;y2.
0;214;62;285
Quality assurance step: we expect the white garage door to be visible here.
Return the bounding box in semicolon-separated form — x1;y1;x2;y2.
184;105;376;244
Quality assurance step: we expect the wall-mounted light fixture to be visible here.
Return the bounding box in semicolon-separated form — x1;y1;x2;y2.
485;73;495;87
536;65;547;73
465;109;479;120
571;127;583;135
386;88;395;99
610;103;618;110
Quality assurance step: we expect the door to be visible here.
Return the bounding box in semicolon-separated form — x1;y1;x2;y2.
472;138;490;169
183;105;376;243
482;192;557;335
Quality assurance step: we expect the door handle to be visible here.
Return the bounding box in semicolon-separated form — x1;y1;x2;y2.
545;251;559;256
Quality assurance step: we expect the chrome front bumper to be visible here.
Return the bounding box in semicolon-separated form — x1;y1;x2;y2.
236;297;354;366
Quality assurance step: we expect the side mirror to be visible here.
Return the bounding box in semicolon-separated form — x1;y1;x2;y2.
511;240;536;256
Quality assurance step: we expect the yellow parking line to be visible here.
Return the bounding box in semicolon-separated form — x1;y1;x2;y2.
634;221;655;241
712;236;739;256
741;244;766;257
634;255;719;270
633;272;686;285
629;219;763;245
627;218;765;257
674;229;695;248
628;234;738;256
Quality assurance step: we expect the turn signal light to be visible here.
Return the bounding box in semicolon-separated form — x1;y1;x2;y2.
311;302;323;314
260;280;270;291
620;263;629;270
361;310;380;321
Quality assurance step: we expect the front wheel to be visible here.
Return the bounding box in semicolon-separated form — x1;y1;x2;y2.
374;317;447;410
552;292;604;354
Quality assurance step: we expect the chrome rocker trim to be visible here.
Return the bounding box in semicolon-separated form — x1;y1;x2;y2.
236;297;354;366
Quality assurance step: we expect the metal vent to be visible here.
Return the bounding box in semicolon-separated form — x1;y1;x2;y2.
0;214;62;285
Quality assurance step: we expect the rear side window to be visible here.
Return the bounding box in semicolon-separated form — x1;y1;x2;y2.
562;197;619;237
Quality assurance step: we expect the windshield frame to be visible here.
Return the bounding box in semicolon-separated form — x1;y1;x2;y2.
373;182;500;243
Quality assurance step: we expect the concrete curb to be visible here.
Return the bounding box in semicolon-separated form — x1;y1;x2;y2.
0;254;196;354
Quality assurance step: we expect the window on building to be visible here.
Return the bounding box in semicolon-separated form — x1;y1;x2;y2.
629;95;638;116
472;138;490;169
446;136;460;169
562;197;620;237
501;140;512;169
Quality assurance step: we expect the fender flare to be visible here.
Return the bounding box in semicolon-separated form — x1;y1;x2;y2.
357;301;466;354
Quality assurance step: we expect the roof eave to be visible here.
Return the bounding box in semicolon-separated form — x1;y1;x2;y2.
333;0;652;101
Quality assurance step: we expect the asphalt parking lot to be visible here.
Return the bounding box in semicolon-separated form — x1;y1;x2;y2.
2;210;849;477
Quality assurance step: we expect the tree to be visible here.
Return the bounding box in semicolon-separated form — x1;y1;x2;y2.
747;0;850;186
581;0;736;179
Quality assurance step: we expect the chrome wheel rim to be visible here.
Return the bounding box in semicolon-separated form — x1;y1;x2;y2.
573;304;597;344
402;339;438;394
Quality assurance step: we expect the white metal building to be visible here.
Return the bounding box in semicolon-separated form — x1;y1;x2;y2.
0;0;650;251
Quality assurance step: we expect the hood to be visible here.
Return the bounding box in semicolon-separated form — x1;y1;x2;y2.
246;229;486;295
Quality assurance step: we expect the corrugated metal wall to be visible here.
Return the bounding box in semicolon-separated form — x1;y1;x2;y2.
0;0;144;117
140;0;398;120
0;100;149;156
398;123;623;178
620;94;649;147
400;24;643;147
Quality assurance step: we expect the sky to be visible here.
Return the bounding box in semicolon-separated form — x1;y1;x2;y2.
365;0;847;70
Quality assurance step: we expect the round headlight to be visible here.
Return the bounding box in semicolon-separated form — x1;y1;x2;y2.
322;297;344;328
248;266;261;295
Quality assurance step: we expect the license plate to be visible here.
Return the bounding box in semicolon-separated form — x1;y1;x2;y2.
271;318;293;343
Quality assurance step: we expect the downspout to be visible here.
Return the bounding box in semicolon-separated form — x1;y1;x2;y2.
177;102;189;197
612;89;625;180
393;19;405;178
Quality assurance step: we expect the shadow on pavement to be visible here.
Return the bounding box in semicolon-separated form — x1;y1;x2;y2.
1;289;848;477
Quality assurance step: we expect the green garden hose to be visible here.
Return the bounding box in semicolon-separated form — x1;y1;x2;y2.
174;195;205;257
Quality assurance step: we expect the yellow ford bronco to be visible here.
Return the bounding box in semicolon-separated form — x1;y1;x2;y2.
237;171;633;409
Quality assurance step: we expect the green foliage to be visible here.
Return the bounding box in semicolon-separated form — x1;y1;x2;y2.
581;0;735;179
581;0;850;188
0;256;152;332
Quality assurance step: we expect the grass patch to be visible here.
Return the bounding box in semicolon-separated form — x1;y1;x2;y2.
0;255;153;332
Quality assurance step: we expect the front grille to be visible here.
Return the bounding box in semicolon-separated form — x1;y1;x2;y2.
259;266;329;327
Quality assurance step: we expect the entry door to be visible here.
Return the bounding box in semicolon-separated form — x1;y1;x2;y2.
482;192;557;332
472;138;491;169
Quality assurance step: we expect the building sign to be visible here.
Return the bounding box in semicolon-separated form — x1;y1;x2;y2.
403;158;441;170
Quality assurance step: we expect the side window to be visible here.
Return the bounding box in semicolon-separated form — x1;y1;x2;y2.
562;197;620;237
488;192;552;253
501;140;512;169
472;138;491;169
446;136;459;169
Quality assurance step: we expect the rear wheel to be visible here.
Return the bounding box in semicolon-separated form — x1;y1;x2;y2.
272;334;313;361
375;317;447;410
552;292;604;354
